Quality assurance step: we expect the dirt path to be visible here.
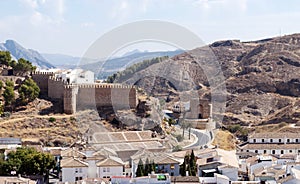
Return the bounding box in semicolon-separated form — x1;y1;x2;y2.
0;114;74;125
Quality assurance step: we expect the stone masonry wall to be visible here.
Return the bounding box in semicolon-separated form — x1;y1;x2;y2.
48;77;65;100
32;72;53;96
74;84;137;112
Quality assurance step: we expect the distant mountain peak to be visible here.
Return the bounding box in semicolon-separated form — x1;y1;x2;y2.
122;49;142;57
0;39;54;69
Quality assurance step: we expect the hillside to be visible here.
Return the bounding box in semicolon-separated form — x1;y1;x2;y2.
80;50;183;79
0;40;54;69
117;33;300;126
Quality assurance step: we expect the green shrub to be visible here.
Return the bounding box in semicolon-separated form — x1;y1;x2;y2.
49;117;56;122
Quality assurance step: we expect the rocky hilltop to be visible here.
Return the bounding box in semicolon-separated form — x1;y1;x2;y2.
0;40;54;69
121;34;300;126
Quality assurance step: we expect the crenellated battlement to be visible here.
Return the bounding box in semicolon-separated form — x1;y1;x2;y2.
32;71;54;75
32;71;137;114
64;83;135;89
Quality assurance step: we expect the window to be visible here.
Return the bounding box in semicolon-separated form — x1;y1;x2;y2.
264;150;267;154
262;139;264;143
107;167;110;172
253;139;256;143
290;150;293;153
75;177;82;181
75;168;78;173
103;168;106;172
272;150;275;154
287;139;290;143
270;139;273;143
255;150;258;153
79;168;82;173
170;164;175;170
279;139;282;143
296;139;299;143
281;150;284;154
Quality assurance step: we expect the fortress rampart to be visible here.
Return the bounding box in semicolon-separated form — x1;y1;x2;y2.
32;72;137;114
32;71;54;95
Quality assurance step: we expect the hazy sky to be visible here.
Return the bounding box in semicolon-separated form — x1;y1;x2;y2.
0;0;299;57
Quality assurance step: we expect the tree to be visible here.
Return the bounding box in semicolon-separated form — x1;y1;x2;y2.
180;155;188;176
5;80;14;88
136;158;144;177
0;103;3;116
3;86;15;107
144;158;152;175
0;80;3;91
13;58;36;75
189;150;197;176
0;51;11;66
10;60;17;68
0;147;55;176
18;78;40;103
151;160;156;173
180;120;187;138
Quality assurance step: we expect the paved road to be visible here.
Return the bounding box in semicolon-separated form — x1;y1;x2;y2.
184;128;212;149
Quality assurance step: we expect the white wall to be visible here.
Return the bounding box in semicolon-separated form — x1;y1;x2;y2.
62;167;88;183
247;149;299;155
249;138;300;144
98;166;124;178
219;167;238;181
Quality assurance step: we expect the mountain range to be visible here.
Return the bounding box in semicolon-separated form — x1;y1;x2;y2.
0;40;54;69
0;40;183;77
79;49;184;79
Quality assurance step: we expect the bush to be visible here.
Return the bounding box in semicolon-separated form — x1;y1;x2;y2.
49;117;56;122
172;145;182;152
278;122;287;128
2;112;11;118
70;117;76;121
18;78;40;103
228;124;241;133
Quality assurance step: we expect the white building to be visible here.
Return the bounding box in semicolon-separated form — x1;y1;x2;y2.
0;138;21;149
56;69;94;84
61;157;89;183
241;133;300;155
97;156;125;178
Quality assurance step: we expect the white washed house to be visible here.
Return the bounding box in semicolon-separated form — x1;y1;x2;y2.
97;156;125;178
61;157;88;182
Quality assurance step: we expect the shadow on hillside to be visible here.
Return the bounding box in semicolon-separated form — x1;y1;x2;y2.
38;97;63;115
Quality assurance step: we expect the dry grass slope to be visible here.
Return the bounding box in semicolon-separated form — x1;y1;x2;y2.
212;130;236;150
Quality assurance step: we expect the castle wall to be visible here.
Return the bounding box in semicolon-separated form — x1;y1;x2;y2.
48;77;65;99
75;84;137;111
63;84;137;114
32;72;53;96
31;73;137;114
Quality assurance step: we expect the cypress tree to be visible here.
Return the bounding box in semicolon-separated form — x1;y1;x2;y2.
136;159;144;177
189;150;197;176
144;157;150;175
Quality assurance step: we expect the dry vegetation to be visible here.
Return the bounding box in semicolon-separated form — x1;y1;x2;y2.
212;130;236;150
